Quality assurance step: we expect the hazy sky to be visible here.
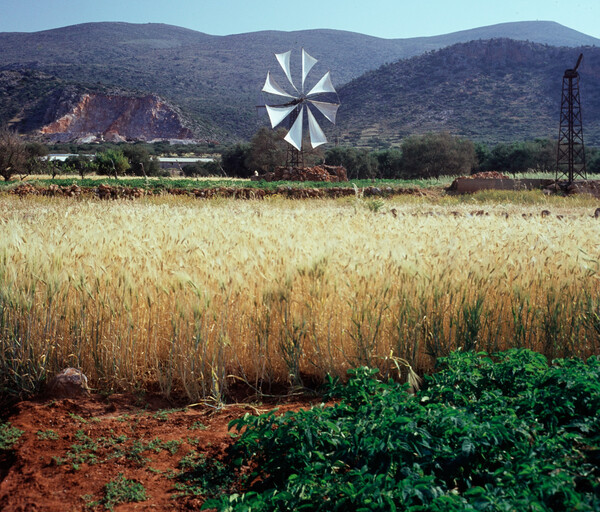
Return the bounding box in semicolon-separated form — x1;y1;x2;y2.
0;0;599;39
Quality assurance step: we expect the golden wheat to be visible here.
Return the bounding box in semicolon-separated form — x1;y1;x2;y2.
1;194;599;400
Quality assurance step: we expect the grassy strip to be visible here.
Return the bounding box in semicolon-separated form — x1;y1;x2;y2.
0;171;572;191
0;176;450;191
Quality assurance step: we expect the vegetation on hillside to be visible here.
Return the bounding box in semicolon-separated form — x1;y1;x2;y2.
338;39;600;147
1;23;599;143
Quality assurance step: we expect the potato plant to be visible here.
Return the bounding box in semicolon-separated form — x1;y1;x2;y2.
202;349;600;511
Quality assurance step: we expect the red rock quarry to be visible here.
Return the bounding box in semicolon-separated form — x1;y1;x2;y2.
40;93;193;142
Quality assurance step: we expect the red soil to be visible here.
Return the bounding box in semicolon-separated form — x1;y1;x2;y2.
0;394;320;511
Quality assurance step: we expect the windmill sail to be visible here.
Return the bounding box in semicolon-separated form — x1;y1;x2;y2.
307;107;327;148
262;72;295;98
275;50;297;92
307;71;336;96
265;105;297;128
284;108;304;151
301;49;318;93
308;99;339;124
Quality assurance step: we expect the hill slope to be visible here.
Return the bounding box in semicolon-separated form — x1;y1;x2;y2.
337;39;600;146
0;21;598;142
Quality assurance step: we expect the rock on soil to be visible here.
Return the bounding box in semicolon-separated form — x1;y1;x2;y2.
7;182;435;200
45;368;90;399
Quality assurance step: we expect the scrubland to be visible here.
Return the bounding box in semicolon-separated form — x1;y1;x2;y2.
1;192;600;401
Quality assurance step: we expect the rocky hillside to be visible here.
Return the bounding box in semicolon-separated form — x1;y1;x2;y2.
0;70;194;142
1;21;599;143
40;93;193;142
337;39;600;146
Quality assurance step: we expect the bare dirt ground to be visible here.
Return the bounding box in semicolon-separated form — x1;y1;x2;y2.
0;393;320;511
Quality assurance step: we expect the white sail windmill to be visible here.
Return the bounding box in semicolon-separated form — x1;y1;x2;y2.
261;48;340;167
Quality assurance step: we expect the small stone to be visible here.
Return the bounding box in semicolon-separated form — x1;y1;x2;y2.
46;368;90;399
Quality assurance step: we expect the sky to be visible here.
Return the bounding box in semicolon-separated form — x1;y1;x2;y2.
0;0;599;40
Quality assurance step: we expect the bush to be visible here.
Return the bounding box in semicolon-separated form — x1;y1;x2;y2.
245;127;287;173
221;143;252;178
373;148;404;179
0;127;29;180
587;147;600;174
64;155;96;179
182;161;222;178
94;149;130;178
325;146;378;179
477;139;556;174
400;132;476;178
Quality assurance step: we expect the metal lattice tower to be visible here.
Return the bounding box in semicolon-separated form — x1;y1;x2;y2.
286;146;303;168
556;53;586;183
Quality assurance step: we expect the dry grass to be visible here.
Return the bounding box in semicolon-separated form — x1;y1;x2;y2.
1;194;600;401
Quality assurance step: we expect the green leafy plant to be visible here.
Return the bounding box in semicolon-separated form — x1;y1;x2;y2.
152;408;185;421
101;474;147;511
175;451;234;500
68;413;89;424
0;421;23;450
65;430;100;468
364;197;386;212
36;429;59;441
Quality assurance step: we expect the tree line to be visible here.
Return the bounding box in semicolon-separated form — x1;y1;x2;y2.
2;125;600;181
222;128;600;179
0;128;221;181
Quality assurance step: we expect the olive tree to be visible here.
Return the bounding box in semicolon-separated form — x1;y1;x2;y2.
65;155;96;179
401;132;476;178
0;127;28;181
245;127;288;173
221;143;252;178
325;146;378;179
95;149;130;179
123;145;161;177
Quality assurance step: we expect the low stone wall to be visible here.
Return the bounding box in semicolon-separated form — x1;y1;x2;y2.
7;183;429;200
449;178;555;193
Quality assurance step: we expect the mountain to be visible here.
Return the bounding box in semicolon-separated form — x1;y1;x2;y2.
336;39;600;146
0;21;599;143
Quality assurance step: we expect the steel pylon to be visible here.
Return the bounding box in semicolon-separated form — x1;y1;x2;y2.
556;54;586;183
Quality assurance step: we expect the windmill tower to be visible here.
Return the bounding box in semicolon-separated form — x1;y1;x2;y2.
261;49;340;168
556;53;586;183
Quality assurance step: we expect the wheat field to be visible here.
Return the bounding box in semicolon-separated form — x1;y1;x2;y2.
1;193;600;401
